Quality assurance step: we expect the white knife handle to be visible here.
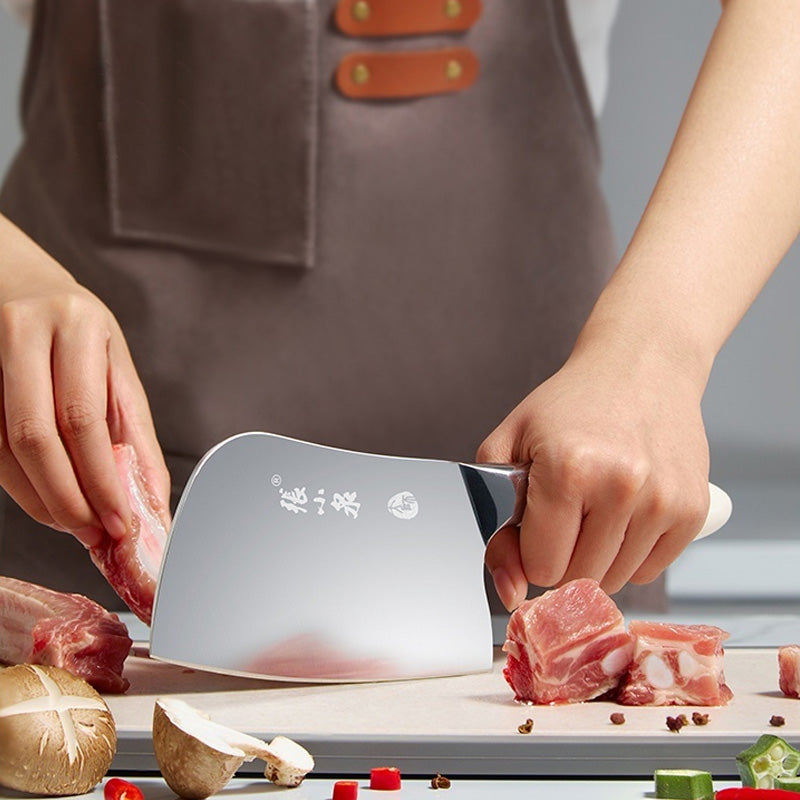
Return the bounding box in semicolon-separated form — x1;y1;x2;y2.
696;481;733;540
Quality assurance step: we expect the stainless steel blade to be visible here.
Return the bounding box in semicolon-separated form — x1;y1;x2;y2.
149;432;494;681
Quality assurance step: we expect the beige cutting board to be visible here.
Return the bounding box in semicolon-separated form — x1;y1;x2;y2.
105;647;799;777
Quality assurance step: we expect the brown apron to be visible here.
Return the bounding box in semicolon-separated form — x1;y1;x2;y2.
0;0;664;611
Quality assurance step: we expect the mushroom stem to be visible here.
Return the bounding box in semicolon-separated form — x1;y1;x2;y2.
263;736;316;788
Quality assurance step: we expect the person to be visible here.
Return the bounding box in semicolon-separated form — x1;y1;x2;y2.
0;0;796;616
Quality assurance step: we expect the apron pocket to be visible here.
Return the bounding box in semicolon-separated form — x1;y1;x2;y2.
99;0;317;267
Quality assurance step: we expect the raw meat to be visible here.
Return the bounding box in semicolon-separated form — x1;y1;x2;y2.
90;443;169;625
778;644;800;698
618;621;733;706
502;578;634;704
0;576;132;693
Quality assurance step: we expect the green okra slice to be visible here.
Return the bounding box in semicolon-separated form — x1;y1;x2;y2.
654;769;714;800
736;734;800;789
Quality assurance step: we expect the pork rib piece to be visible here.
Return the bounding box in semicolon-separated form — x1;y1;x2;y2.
618;621;733;706
0;576;132;693
778;645;800;698
90;443;169;625
503;578;634;704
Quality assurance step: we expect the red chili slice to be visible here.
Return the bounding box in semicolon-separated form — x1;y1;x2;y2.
370;766;402;790
716;789;800;800
104;779;145;800
332;780;359;800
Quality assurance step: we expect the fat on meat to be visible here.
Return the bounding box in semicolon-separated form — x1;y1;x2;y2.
778;644;800;698
618;620;733;706
502;578;634;704
0;575;132;693
90;443;169;625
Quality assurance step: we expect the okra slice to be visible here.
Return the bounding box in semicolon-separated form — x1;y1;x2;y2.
776;776;800;793
654;769;714;799
736;734;800;789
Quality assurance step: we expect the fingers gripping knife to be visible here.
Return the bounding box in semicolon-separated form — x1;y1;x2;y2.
149;433;732;682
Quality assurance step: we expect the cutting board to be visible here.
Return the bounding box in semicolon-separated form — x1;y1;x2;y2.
106;647;798;777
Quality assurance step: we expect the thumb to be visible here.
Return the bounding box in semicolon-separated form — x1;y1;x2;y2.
119;408;171;531
107;344;172;530
478;417;530;611
485;527;529;612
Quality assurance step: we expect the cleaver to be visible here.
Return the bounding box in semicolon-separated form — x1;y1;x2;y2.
149;432;732;682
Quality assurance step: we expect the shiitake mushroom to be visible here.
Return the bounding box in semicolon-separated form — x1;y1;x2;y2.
0;664;116;796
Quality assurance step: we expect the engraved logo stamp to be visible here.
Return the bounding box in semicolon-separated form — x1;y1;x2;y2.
387;491;419;520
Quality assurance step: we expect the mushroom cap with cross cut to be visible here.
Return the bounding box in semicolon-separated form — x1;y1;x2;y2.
0;664;117;795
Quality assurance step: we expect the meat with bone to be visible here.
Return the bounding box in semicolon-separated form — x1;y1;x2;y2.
618;620;733;706
90;443;169;625
778;645;800;698
0;576;132;693
502;578;634;704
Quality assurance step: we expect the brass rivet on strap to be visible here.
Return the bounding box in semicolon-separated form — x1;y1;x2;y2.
445;59;463;80
352;63;370;85
444;0;463;18
352;0;371;22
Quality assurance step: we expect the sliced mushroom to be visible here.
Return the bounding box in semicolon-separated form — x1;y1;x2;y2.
0;664;117;796
263;735;316;788
153;697;314;798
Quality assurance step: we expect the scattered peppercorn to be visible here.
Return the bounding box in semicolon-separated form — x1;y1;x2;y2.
610;712;626;725
770;715;786;727
692;712;709;726
518;718;534;734
431;773;451;790
666;715;688;733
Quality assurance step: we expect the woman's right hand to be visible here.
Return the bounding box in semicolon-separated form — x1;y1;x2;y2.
0;213;169;548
